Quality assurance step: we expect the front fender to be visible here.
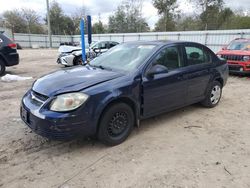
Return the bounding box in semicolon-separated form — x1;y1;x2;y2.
89;86;141;131
96;92;138;119
72;51;83;56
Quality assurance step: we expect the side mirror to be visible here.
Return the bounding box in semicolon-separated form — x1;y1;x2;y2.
147;64;168;77
93;48;101;53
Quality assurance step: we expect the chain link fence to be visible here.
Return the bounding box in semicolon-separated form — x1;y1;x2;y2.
13;29;250;52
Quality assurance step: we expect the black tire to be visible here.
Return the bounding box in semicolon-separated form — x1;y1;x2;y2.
73;56;83;66
0;60;6;76
98;103;135;146
201;81;222;108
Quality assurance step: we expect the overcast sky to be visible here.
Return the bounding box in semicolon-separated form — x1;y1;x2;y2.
0;0;249;28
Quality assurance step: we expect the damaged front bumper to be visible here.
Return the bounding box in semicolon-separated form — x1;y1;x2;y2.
57;53;75;66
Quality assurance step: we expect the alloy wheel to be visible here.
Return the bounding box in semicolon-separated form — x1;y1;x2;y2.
210;85;221;105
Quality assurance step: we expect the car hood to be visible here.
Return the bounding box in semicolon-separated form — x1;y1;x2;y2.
58;45;92;54
32;66;124;97
217;50;250;56
58;45;82;53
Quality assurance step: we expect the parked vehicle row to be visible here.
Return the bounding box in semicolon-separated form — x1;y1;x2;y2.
21;40;228;145
57;41;119;66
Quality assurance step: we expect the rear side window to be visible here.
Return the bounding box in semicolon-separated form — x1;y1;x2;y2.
185;46;211;65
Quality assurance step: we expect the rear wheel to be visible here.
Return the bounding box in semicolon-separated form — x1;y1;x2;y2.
201;81;222;108
0;60;6;76
98;103;135;146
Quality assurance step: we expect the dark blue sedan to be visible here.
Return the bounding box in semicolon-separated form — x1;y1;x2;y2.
21;41;228;145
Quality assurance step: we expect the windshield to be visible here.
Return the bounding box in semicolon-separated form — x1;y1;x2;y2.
227;40;250;50
89;41;98;48
89;43;156;72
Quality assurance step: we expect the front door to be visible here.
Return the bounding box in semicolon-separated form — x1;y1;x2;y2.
142;45;188;118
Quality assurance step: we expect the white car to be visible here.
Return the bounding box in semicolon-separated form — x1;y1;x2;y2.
57;41;119;66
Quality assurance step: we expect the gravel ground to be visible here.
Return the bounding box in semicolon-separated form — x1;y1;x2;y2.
0;49;250;188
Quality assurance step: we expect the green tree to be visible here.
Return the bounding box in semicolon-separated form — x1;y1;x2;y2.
176;15;201;31
225;14;250;29
153;0;178;31
70;7;88;35
190;0;225;30
93;20;106;34
108;6;127;33
108;0;149;33
21;8;44;34
200;5;220;30
192;0;224;11
2;10;27;33
217;8;234;29
47;1;65;35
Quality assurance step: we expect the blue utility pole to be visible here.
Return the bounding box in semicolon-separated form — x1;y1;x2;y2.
80;18;86;62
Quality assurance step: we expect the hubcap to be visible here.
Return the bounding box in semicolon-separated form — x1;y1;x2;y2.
108;112;128;137
210;85;221;104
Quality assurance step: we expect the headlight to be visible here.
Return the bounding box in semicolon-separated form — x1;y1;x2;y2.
50;93;88;112
243;56;250;61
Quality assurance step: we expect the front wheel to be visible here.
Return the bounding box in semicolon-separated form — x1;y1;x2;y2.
97;103;135;146
201;81;222;108
73;56;83;66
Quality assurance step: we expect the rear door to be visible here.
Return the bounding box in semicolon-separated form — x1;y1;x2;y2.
142;44;188;117
183;44;213;104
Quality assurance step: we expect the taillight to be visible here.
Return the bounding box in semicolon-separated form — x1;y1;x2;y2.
8;43;17;49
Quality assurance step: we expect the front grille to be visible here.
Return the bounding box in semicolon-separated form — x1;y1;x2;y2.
228;65;242;71
221;54;244;61
30;91;49;106
32;91;49;101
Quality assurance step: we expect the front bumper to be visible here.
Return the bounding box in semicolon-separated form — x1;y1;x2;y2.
57;54;74;66
5;52;19;66
228;63;250;74
20;91;95;140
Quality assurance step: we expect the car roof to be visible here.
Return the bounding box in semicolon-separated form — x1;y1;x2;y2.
123;40;201;46
233;38;250;42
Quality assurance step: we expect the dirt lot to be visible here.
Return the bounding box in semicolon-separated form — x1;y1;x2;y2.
0;49;250;188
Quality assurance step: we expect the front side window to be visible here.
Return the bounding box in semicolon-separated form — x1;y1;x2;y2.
93;42;107;49
153;46;183;70
185;46;211;65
